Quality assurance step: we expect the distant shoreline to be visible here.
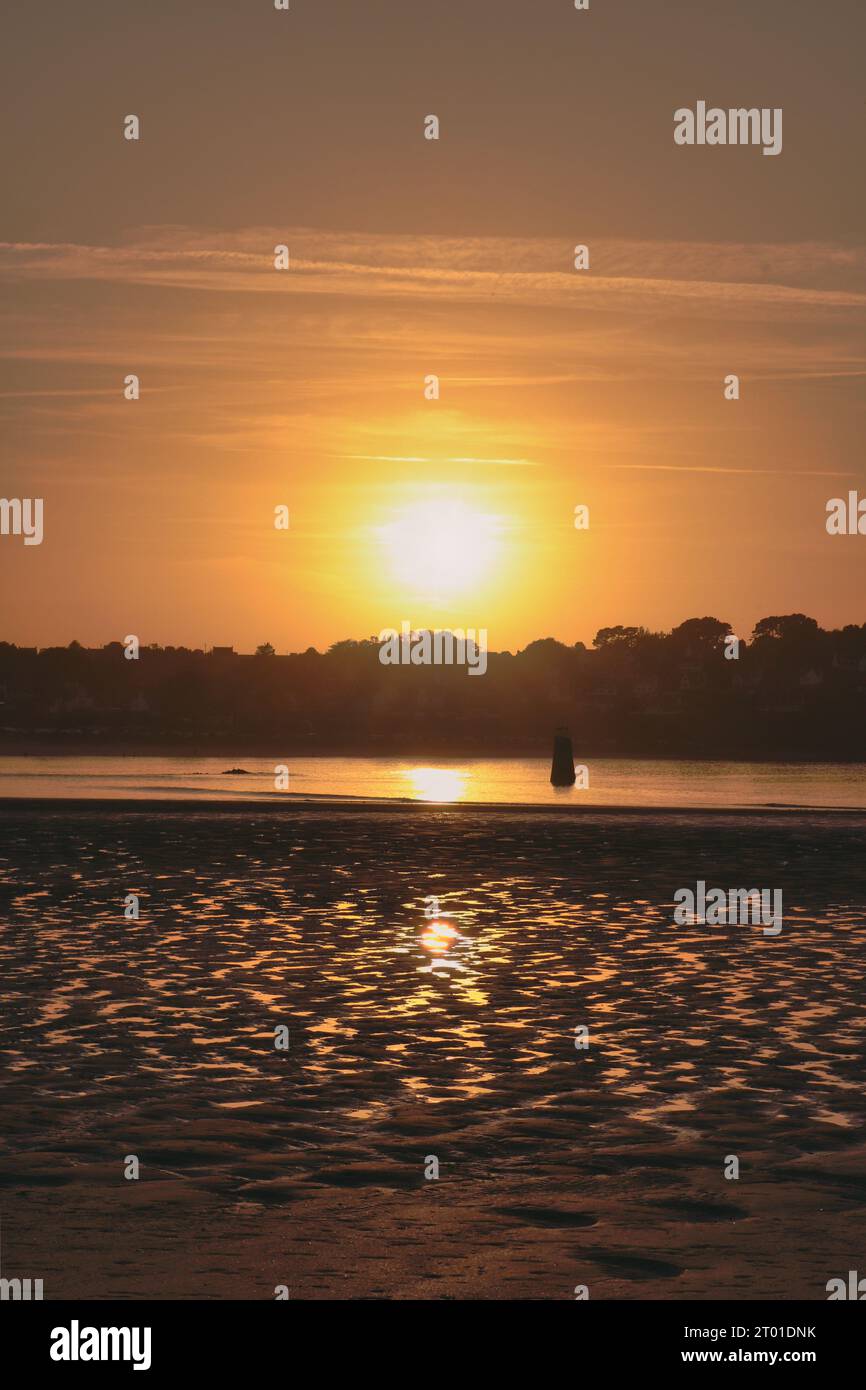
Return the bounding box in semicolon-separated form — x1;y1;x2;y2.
2;744;866;765
1;796;864;818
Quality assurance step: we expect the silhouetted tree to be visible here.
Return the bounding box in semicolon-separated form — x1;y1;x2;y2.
593;626;643;649
752;614;820;644
0;614;863;758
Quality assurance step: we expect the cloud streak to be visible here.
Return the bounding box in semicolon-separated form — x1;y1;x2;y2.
3;227;865;320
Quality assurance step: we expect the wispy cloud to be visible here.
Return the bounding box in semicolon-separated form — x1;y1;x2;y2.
3;227;865;319
607;463;855;477
344;454;539;467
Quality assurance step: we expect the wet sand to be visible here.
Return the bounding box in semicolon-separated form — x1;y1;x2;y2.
1;802;865;1300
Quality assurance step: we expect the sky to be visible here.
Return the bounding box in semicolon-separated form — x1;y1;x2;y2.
1;0;864;652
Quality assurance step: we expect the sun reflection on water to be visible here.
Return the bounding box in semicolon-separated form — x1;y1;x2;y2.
404;766;467;802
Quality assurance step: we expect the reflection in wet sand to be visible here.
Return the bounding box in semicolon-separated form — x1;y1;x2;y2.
420;917;472;975
1;805;865;1298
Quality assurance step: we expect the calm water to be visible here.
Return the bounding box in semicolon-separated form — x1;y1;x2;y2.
0;755;864;808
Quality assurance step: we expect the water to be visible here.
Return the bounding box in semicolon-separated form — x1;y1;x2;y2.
0;754;864;808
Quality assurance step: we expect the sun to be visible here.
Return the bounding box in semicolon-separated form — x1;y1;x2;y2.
376;496;504;599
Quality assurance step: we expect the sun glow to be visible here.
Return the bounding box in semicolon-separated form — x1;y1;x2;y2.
376;497;504;599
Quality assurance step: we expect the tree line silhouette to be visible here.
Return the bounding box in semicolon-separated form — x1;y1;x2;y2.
1;614;864;758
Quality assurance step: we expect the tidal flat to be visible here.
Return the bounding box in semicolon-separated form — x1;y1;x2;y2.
1;802;864;1300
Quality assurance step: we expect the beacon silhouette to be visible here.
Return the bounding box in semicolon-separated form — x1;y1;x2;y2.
550;727;576;786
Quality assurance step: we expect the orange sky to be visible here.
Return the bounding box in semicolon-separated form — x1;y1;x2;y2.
2;0;864;652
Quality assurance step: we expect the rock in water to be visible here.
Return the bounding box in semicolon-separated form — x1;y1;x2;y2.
550;728;576;786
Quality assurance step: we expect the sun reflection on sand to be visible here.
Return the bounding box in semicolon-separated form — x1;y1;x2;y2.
421;917;463;954
419;916;471;974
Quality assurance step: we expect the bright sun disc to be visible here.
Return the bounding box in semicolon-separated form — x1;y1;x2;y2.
377;498;502;598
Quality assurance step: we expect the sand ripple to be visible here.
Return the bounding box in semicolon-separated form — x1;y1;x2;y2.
1;806;865;1298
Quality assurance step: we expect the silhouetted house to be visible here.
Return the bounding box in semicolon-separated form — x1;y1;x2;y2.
50;685;96;714
210;646;236;658
635;676;660;699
